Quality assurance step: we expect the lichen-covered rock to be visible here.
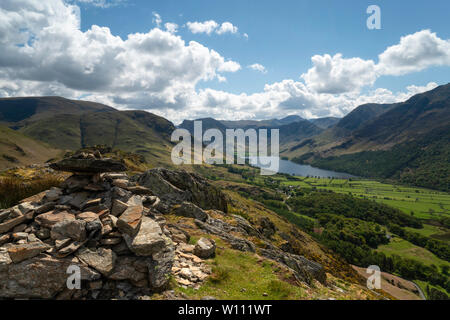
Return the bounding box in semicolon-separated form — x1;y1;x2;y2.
76;247;116;276
51;219;87;242
6;242;50;263
35;211;76;228
136;168;228;213
147;242;175;289
175;202;208;222
117;197;143;236
123;217;166;257
193;238;216;259
0;255;100;299
0;215;27;234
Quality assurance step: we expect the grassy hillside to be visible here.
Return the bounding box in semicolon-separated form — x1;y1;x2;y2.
310;117;340;129
0;125;62;169
284;84;450;191
0;97;177;167
309;127;450;191
21;111;175;167
0;96;114;125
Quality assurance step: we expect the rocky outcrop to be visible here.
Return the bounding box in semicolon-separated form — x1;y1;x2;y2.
194;214;326;285
259;247;326;285
136;168;228;213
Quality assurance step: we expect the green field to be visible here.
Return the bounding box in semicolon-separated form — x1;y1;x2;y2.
376;237;450;270
281;177;450;221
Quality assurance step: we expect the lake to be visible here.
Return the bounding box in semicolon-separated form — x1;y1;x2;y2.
247;156;357;179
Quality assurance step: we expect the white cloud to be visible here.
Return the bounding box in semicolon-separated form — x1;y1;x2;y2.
301;54;377;94
243;33;249;40
152;12;162;28
165;22;178;34
0;0;240;104
216;22;238;35
377;29;450;75
186;20;240;36
248;63;267;74
73;0;124;8
301;30;450;94
186;20;218;35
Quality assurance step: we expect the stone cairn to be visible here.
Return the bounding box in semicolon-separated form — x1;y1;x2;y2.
0;152;213;299
0;151;326;300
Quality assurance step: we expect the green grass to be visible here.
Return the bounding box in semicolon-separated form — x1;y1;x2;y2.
404;224;448;238
281;177;450;221
176;247;307;300
415;279;449;298
376;237;450;271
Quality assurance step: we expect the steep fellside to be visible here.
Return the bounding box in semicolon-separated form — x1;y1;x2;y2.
0;125;62;170
309;117;341;129
0;96;114;126
295;83;450;191
0;97;176;167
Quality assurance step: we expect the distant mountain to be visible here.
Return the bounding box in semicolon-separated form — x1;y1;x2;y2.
0;97;175;167
287;83;450;191
278;115;304;125
277;119;323;144
0;96;114;126
179;115;321;146
179;117;228;135
352;84;450;144
220;115;303;129
335;103;394;133
309;117;340;129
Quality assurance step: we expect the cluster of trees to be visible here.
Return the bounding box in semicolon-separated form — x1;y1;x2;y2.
286;190;422;228
318;214;389;248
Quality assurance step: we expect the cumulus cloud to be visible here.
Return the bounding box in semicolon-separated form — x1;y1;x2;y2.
301;30;450;94
248;63;267;74
186;20;219;35
0;0;240;105
301;54;377;94
186;20;239;36
216;22;238;35
377;29;450;75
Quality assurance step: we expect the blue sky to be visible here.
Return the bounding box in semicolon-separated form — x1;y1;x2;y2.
78;0;450;95
0;0;449;123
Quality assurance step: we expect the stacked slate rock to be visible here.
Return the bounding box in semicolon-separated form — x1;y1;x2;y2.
0;152;213;299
